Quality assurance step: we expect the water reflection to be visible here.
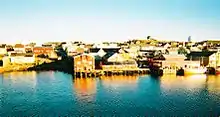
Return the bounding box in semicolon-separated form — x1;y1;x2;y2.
73;78;97;101
2;71;37;88
206;75;220;94
1;72;220;116
160;74;207;90
100;75;138;90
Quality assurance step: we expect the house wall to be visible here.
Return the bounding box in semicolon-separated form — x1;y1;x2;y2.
14;48;25;53
3;57;10;67
188;56;209;66
33;47;53;56
209;53;220;67
0;48;7;55
162;60;201;69
10;56;35;64
74;54;95;72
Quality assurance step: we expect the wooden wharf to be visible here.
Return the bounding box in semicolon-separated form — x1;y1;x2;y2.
74;68;150;78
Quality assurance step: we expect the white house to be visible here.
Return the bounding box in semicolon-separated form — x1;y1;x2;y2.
14;44;25;53
10;53;35;64
0;45;7;55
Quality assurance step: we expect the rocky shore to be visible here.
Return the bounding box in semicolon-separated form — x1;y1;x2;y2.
0;64;35;73
27;57;74;74
0;57;74;74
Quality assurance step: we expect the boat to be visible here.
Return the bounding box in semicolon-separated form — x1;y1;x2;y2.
184;63;207;75
176;67;184;76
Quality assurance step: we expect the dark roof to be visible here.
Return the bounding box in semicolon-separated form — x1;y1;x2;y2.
89;48;100;53
94;55;102;60
89;48;120;53
102;51;115;60
186;51;216;57
140;50;156;52
42;44;52;47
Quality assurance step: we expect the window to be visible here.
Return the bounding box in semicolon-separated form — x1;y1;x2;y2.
89;61;92;65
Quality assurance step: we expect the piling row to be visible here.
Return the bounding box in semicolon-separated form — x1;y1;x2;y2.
74;69;149;78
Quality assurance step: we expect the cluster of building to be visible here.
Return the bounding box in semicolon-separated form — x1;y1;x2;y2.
68;39;220;74
0;43;58;67
1;38;220;74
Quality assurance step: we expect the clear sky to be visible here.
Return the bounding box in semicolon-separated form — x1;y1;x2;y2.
0;0;220;44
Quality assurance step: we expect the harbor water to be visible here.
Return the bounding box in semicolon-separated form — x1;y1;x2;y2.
1;71;220;116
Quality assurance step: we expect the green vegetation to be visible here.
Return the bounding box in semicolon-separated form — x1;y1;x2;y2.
178;47;188;55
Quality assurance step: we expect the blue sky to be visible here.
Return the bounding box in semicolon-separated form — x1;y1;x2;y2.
0;0;220;44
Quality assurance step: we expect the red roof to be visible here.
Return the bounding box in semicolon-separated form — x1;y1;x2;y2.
33;47;53;55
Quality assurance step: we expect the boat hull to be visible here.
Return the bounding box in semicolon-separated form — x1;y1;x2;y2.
184;68;207;75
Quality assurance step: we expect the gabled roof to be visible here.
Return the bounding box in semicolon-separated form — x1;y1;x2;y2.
89;48;121;53
102;51;115;60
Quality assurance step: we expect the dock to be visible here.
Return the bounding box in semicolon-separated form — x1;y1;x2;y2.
74;68;150;78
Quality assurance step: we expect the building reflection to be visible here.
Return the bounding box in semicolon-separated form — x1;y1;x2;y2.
73;78;97;101
2;71;37;88
160;74;207;90
206;75;220;94
100;75;138;89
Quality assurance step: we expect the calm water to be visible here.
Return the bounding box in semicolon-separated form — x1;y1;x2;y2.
1;71;220;116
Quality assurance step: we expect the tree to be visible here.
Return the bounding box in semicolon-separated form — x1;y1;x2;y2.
29;42;36;47
178;47;188;55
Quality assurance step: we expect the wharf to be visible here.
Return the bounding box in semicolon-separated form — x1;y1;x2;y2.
74;68;150;78
163;68;177;74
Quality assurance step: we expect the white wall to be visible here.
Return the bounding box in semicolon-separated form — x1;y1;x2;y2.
0;48;7;55
10;56;35;64
14;48;25;53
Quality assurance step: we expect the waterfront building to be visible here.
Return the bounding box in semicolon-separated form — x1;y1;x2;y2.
9;53;35;64
101;49;138;70
89;48;106;57
185;51;216;66
162;54;186;69
208;50;220;68
73;54;95;72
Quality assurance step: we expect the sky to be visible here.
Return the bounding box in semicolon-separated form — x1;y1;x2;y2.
0;0;220;44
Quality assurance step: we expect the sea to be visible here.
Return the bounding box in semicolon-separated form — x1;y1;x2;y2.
0;71;220;116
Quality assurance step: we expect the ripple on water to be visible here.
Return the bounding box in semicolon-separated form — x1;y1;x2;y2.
1;73;220;116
